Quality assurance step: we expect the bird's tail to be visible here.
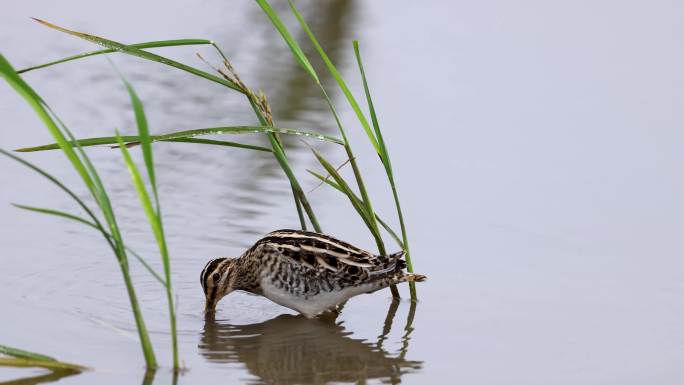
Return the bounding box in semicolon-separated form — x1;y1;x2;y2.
386;251;426;282
404;273;427;282
370;251;427;284
385;272;427;286
366;272;427;294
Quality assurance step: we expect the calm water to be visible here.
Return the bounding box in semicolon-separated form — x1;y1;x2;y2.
2;1;684;384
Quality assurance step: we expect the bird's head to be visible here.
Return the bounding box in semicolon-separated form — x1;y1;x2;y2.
201;257;237;312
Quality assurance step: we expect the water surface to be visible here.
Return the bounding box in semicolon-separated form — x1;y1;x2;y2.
1;1;684;384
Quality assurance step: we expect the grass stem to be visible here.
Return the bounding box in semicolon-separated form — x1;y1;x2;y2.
0;53;158;368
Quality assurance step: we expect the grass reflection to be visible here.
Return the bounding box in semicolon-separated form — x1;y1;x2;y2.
0;369;79;385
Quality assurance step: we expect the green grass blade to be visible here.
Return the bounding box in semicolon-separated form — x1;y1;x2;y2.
52;110;142;286
287;0;380;154
2;55;118;262
15;135;140;152
17;24;300;256
315;87;384;255
68;130;159;369
246;96;322;232
15;125;343;152
18;39;213;74
16;136;272;153
3;55;107;240
123;248;166;288
0;345;56;362
13;203;96;228
119;77;179;368
353;41;410;247
353;41;392;174
306;168;365;218
307;169;342;192
0;344;86;371
12;204;165;286
0;148;103;230
160;138;272;152
120;75;157;206
56;111;122;224
152;126;342;144
1;53;157;368
270;134;321;232
306;149;399;295
51;108;135;277
256;0;386;262
0;54;94;191
353;41;415;298
1;148;164;285
116;134;164;273
195;36;322;235
292;188;307;231
32;19;242;92
307;169;404;249
116;132;178;369
308;148;379;238
254;0;319;84
0;358;86;372
375;215;404;251
253;1;379;228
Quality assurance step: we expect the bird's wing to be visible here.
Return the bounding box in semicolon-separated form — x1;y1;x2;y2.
257;229;399;276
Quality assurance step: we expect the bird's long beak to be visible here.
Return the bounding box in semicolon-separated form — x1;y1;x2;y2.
204;298;217;313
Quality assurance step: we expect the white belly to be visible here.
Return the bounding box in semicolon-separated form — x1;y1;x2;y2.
260;278;372;318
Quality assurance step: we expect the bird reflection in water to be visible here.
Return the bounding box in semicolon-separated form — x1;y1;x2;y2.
199;300;422;384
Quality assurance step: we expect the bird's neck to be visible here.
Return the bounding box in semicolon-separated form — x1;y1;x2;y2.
231;256;262;294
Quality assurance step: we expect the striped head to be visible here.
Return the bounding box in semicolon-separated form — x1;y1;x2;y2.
201;257;236;312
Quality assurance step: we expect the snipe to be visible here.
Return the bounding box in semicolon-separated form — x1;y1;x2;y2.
201;229;426;318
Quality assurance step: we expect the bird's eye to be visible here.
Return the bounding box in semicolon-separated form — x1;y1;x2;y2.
213;273;221;282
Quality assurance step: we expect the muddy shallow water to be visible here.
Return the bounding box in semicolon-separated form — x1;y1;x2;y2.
2;1;684;384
